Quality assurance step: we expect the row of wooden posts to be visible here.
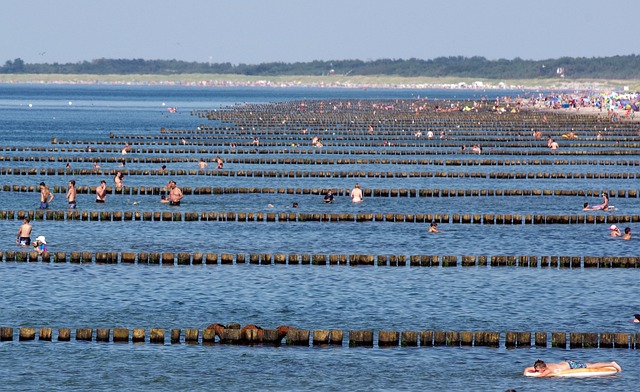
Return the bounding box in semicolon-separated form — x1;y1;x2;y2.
3;209;638;225
1;327;638;349
3;184;638;198
4;154;639;167
1;251;639;268
7;145;640;156
3;167;640;180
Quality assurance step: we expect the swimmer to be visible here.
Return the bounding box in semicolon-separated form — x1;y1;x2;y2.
428;222;440;233
160;195;169;203
33;236;48;255
608;225;621;237
622;227;631;240
216;156;224;169
524;359;621;377
350;183;363;203
93;161;100;169
323;190;334;204
198;158;208;169
39;182;54;209
632;314;640;323
583;202;591;211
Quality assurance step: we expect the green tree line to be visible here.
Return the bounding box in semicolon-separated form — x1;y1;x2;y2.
1;55;639;79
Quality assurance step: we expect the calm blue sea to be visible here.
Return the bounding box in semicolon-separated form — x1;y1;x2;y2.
0;84;638;392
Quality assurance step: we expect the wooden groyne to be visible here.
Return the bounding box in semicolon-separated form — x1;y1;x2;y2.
3;155;639;167
2;209;638;226
3;184;638;199
3;167;640;179
1;326;638;349
1;251;638;268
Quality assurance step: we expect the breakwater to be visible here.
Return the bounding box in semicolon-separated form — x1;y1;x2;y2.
1;326;638;349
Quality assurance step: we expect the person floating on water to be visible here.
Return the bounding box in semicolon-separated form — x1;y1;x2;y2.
523;359;621;377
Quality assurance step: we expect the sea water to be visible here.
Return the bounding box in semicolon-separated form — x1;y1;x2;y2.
0;84;638;391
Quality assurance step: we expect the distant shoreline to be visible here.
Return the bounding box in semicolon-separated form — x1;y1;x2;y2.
1;73;638;92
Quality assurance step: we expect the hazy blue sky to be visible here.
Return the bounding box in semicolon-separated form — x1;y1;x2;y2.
3;0;638;65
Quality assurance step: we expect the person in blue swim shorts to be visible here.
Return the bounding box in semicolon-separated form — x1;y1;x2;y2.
523;359;622;377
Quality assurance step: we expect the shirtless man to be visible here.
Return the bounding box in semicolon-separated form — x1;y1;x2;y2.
66;180;77;209
17;218;32;246
167;180;183;206
198;158;208;169
39;182;54;209
428;222;440;233
524;359;621;377
350;183;363;203
114;172;123;189
622;227;631;240
96;180;107;203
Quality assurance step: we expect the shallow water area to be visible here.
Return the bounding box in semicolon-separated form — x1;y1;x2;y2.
1;84;638;392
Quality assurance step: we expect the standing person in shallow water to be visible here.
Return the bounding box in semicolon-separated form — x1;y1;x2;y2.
167;180;183;206
16;217;32;246
39;182;54;209
350;183;363;203
96;180;107;203
66;180;77;209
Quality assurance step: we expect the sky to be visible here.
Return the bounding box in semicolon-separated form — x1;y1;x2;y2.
3;0;639;65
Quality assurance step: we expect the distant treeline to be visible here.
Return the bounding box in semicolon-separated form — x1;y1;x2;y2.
2;55;639;79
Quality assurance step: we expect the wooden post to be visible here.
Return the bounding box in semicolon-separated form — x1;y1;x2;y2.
329;330;343;345
420;330;434;346
0;327;13;341
19;327;36;341
132;328;145;343
401;331;419;347
172;329;182;344
76;328;93;341
313;330;330;346
39;327;52;341
378;330;399;347
286;329;310;346
58;328;71;341
599;332;613;348
348;330;373;347
535;332;547;347
96;328;110;342
551;332;566;348
150;328;165;344
614;333;629;349
113;328;129;343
